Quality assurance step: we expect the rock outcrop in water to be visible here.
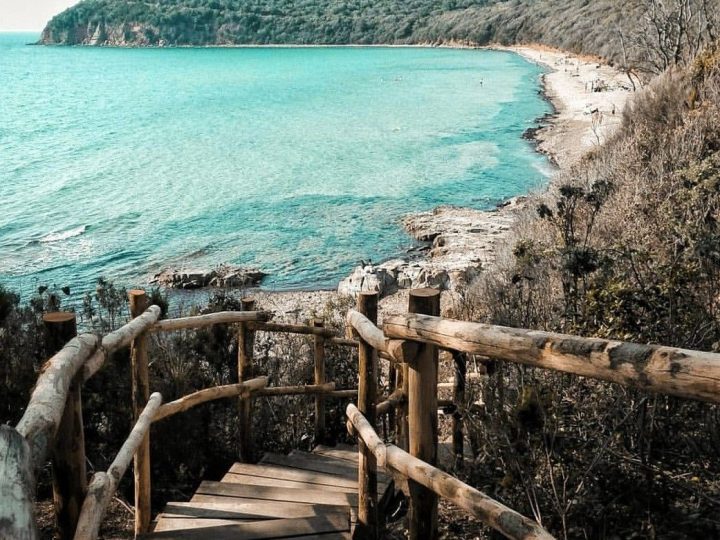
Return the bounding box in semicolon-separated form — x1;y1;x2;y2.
152;265;266;290
338;199;524;298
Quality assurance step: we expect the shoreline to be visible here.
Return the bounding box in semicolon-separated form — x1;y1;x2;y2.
174;44;635;321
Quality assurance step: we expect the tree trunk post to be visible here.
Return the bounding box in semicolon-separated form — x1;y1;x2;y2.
387;362;397;440
313;318;327;445
45;312;86;540
452;351;467;471
129;290;151;536
407;288;440;540
396;365;409;451
355;292;379;540
238;297;256;463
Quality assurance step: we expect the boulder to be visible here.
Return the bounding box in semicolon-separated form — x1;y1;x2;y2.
152;265;266;290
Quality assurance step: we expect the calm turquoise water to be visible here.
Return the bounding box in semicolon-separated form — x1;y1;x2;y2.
0;33;551;297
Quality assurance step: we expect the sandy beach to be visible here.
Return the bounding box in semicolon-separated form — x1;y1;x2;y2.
177;44;636;322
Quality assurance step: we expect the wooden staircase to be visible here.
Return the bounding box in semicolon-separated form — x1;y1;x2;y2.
142;445;394;539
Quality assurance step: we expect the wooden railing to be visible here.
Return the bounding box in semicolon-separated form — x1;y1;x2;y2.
346;288;720;539
6;285;720;540
0;290;361;540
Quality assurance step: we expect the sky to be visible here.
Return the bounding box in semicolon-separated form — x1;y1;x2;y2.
0;0;80;31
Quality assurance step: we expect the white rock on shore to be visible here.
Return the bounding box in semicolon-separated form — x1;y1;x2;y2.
338;199;525;298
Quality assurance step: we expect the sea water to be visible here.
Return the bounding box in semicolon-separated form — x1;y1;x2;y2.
0;33;551;298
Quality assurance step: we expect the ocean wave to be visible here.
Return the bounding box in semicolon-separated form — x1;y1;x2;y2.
40;225;88;244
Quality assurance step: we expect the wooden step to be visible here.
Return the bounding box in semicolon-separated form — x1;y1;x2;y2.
161;501;347;520
223;462;358;492
312;445;359;463
195;480;359;507
145;514;350;539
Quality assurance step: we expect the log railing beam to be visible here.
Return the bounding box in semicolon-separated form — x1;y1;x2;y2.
384;314;720;405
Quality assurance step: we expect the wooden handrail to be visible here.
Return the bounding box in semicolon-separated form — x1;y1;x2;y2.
385;314;720;404
152;310;272;333
376;388;405;416
346;404;555;540
82;305;162;382
74;393;163;540
258;382;336;397
153;377;269;422
16;334;99;472
347;309;419;364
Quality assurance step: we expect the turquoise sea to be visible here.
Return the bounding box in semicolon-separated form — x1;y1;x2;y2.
0;32;551;297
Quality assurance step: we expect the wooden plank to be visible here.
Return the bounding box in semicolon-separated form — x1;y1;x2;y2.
144;514;349;539
282;451;391;487
190;494;337;510
222;472;356;493
195;481;358;507
313;445;359;463
160;501;348;520
227;463;358;490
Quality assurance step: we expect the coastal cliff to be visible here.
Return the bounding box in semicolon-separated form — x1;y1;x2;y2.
40;0;639;65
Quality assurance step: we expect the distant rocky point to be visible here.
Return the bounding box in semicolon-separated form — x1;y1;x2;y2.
152;265;266;290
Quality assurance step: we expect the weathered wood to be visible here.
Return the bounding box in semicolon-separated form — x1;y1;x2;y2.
452;351;467;471
249;321;336;337
163;500;348;520
345;407;553;540
314;318;327;445
130;290;152;537
346;405;386;469
154;377;269;422
407;289;440;540
195;481;358;507
396;361;409;451
146;514;350;539
223;472;356;493
355;293;379;540
238;298;256;463
152;310;271;333
16;333;99;473
327;389;359;398
385;444;552;539
346;310;418;365
261;452;390;487
257;382;335;397
384;314;720;404
331;337;360;347
0;425;37;540
81;306;161;382
376;388;405;417
227;462;358;490
74;393;163;540
45;312;87;540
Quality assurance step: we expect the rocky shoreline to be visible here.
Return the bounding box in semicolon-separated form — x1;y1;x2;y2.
152;45;634;321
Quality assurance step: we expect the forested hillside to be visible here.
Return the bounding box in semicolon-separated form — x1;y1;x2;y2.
41;0;640;64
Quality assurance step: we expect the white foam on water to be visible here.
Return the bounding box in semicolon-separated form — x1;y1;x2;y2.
40;225;87;244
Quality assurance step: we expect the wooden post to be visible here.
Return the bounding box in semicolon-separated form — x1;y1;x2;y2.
129;290;151;536
387;362;397;440
356;292;379;540
407;288;440;540
396;365;409;451
452;351;467;471
313;318;327;445
238;298;256;463
45;312;86;540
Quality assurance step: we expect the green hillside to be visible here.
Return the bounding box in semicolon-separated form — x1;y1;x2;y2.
41;0;637;64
